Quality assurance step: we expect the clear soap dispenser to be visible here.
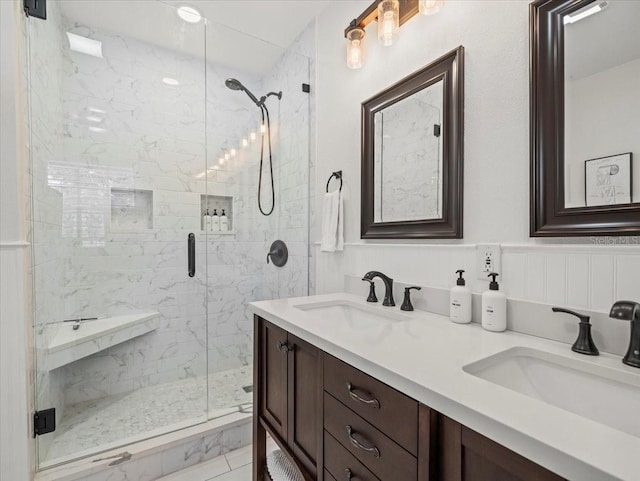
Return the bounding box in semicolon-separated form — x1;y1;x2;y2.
450;269;472;324
482;272;507;332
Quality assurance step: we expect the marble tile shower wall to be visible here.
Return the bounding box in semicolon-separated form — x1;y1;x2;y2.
43;19;313;404
55;21;212;405
262;27;312;302
205;28;313;375
28;4;68;460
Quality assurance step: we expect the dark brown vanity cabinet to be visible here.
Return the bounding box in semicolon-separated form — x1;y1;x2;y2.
254;317;322;481
254;316;565;481
438;416;565;481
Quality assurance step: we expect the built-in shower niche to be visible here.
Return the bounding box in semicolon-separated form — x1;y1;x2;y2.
110;188;153;231
201;194;234;233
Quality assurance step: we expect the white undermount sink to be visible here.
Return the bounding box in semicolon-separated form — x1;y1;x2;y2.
293;299;410;329
464;347;640;438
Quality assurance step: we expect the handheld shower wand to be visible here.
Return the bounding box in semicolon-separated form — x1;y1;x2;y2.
225;78;282;216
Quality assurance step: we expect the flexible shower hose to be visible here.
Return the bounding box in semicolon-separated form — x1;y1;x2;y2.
258;104;275;216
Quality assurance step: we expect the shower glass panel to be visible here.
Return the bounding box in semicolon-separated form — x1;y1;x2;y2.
29;0;208;467
28;0;311;471
204;20;311;418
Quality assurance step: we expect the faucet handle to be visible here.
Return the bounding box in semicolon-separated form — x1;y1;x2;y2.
552;307;599;356
362;279;378;303
401;286;422;312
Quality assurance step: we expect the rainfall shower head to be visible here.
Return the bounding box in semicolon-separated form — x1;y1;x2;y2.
225;78;261;106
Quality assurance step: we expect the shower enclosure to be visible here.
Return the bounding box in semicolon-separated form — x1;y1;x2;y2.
27;0;311;469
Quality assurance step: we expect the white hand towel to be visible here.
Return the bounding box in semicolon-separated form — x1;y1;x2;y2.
320;190;344;252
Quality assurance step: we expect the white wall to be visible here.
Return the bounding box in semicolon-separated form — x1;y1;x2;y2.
565;58;640;207
314;1;640;312
0;1;32;480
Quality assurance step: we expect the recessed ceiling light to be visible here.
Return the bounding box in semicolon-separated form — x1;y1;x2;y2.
162;77;180;86
177;5;202;24
67;32;103;58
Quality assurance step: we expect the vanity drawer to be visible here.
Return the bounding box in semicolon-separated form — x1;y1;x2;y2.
324;431;380;481
324;469;338;481
324;392;417;481
323;353;418;455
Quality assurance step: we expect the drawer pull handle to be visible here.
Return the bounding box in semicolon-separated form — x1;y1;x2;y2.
345;468;353;480
277;341;292;352
346;425;380;458
347;383;380;409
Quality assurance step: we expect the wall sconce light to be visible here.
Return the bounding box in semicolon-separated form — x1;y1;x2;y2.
378;0;399;46
346;22;366;69
344;0;445;68
419;0;445;16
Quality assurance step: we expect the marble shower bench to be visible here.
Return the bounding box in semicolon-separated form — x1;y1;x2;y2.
45;311;160;370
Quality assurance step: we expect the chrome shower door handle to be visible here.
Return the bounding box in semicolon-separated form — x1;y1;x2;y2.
188;233;195;277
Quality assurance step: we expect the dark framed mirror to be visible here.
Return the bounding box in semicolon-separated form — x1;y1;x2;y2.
530;0;640;236
361;46;464;239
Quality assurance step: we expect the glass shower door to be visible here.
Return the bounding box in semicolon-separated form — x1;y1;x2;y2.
28;0;209;468
203;20;311;419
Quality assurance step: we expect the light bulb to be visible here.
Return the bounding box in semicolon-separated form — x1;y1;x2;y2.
419;0;444;16
346;27;366;69
377;0;399;47
177;6;202;24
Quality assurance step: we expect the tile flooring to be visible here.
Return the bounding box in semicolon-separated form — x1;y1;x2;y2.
44;366;253;465
159;439;277;481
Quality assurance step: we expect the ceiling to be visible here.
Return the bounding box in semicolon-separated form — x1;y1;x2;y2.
58;0;332;75
565;0;640;80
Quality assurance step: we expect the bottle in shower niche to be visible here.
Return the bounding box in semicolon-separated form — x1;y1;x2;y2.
220;209;229;232
450;269;472;324
211;209;220;231
203;208;211;232
482;272;507;332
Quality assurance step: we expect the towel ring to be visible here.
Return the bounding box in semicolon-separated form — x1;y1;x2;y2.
326;171;343;193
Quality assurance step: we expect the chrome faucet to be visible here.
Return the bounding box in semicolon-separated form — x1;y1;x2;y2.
609;300;640;368
362;271;395;306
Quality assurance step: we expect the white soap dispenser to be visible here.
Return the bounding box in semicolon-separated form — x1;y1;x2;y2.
450;269;472;324
220;209;229;232
211;209;220;232
482;272;507;332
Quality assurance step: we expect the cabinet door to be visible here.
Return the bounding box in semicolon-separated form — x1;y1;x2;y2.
259;319;288;441
439;415;565;481
287;334;322;478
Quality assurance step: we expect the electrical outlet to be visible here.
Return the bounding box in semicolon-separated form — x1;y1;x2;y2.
477;244;501;280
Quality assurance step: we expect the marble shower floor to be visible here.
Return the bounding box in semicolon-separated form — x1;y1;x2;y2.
42;366;253;466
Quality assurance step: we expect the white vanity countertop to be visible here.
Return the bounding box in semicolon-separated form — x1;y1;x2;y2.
250;293;640;481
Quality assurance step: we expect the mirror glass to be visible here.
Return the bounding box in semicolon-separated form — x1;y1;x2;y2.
563;0;640;208
373;80;444;222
